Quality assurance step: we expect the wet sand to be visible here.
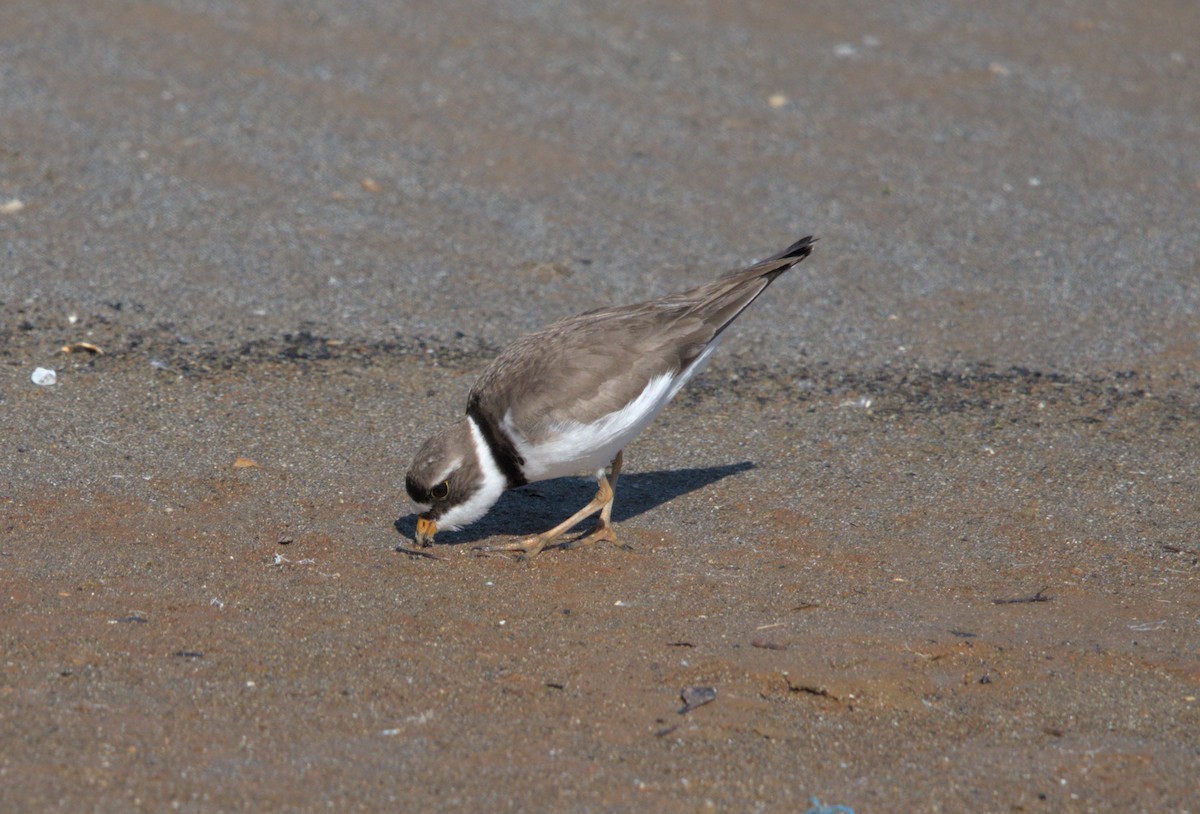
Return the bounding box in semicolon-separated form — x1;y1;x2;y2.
2;1;1198;811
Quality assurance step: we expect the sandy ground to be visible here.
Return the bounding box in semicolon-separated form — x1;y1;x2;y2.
2;1;1198;812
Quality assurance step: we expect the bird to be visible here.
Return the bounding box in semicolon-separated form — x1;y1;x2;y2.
405;235;815;556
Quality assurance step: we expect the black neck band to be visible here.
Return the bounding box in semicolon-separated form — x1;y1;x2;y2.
466;401;528;488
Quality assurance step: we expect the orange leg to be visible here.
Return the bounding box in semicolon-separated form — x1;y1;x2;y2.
571;449;623;548
485;451;624;556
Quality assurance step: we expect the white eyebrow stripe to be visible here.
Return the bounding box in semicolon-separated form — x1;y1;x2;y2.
432;457;463;486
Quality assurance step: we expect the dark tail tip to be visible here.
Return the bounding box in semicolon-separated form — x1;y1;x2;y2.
777;235;816;261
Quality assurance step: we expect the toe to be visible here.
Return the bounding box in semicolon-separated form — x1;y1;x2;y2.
480;536;549;557
573;523;622;548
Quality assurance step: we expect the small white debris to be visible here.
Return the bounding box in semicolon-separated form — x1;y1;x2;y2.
1129;620;1167;632
839;395;872;409
273;553;315;565
614;600;628;607
67;313;79;324
1028;176;1041;187
0;198;24;215
834;43;857;57
210;597;225;610
31;367;57;386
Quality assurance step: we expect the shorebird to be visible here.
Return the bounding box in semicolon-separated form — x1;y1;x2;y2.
405;236;815;556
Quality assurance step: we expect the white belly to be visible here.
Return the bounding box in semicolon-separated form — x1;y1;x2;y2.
506;342;719;481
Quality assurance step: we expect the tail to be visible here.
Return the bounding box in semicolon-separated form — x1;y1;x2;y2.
684;235;816;339
749;235;817;279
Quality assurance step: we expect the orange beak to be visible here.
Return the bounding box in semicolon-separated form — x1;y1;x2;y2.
416;516;438;547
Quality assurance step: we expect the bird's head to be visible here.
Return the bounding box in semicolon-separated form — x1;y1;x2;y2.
405;418;504;545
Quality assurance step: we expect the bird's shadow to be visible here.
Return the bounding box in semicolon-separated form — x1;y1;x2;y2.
393;461;755;548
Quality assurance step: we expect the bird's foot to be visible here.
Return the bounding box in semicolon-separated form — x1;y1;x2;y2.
473;518;628;559
475;534;557;559
565;520;629;551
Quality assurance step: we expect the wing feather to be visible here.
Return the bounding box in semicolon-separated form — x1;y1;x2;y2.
466;237;814;442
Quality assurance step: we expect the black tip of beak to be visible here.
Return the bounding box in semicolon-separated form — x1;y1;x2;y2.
415;515;437;547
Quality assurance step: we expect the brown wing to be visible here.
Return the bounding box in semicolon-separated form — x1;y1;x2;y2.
658;235;815;342
466;237;814;441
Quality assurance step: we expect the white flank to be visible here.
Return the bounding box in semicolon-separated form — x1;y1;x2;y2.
508;341;721;482
436;416;507;531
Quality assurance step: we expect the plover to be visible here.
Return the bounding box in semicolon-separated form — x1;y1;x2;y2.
405;236;815;555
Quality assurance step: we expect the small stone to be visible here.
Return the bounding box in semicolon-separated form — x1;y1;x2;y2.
679;686;717;714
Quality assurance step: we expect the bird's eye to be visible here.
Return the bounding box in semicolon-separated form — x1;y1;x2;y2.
430;480;450;500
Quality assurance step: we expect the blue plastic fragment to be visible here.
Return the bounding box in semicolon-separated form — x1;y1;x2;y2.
803;797;856;814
